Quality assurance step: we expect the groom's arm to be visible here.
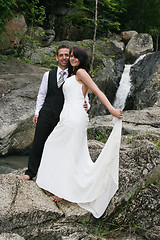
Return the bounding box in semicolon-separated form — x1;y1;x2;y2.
33;71;49;125
35;71;49;116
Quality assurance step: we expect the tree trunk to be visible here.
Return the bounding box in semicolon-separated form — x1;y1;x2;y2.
156;35;159;52
90;0;98;77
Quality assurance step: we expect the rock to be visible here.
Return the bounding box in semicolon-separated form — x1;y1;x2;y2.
0;107;159;239
0;59;49;155
121;30;138;43
61;232;105;240
0;79;12;98
89;57;125;117
88;107;160;239
31;26;46;43
0;14;28;50
125;52;160;110
0;233;25;240
88;140;105;162
0;172;96;239
88;106;160;137
48;14;56;29
86;37;125;117
125;33;154;63
107;167;160;240
96;38;125;59
34;27;56;47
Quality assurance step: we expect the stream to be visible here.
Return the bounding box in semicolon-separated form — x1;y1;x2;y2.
0;155;28;174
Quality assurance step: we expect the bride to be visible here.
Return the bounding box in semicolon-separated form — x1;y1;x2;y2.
36;46;123;218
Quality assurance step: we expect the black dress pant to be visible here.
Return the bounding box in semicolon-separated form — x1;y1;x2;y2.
25;114;59;179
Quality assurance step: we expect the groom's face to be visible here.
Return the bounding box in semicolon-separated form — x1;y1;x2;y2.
56;48;70;70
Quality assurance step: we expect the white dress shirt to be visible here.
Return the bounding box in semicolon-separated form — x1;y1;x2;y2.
35;67;90;115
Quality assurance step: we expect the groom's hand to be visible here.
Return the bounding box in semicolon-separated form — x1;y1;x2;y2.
33;115;38;126
83;101;88;112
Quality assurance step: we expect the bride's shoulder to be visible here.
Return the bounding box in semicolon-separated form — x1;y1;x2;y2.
76;68;88;76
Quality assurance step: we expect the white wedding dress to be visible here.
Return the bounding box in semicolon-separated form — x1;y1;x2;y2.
36;75;122;218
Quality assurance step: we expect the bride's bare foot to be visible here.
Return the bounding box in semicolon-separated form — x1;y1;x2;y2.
50;195;63;202
20;174;31;180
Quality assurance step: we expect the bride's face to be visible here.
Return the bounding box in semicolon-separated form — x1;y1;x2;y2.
70;51;80;69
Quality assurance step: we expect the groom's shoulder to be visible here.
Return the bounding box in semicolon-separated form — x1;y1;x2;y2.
48;67;58;79
49;67;58;74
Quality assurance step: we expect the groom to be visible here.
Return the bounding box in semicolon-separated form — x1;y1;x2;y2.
21;45;70;180
21;45;89;180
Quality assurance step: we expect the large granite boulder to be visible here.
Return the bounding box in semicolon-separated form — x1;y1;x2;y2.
0;59;48;156
125;33;154;63
96;37;125;59
121;30;138;44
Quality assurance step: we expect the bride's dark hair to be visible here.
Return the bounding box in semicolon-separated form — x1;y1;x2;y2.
68;46;90;76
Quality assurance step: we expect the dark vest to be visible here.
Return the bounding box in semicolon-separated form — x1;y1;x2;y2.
39;68;64;120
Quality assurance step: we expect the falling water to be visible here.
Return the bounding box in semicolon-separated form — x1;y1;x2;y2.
114;54;147;110
113;64;132;110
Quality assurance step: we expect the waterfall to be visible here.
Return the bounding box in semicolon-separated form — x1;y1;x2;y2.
113;64;132;110
113;54;146;110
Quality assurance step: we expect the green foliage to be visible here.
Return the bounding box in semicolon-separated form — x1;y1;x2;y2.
96;132;108;143
145;172;160;187
16;57;33;64
0;53;8;63
82;218;124;237
91;64;102;78
120;0;160;49
126;138;131;144
156;140;160;151
0;0;17;34
66;0;126;36
121;0;160;32
87;128;108;143
39;51;58;69
0;0;46;50
0;0;46;32
18;0;46;27
16;30;40;46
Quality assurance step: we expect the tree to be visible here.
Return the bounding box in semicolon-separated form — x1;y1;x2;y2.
65;0;126;36
120;0;160;50
90;0;98;76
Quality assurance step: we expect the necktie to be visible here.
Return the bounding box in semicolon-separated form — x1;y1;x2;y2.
58;70;65;88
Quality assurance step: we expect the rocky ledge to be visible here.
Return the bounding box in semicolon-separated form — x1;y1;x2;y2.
0;106;159;239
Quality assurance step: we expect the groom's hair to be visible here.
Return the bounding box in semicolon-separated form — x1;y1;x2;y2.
56;45;69;55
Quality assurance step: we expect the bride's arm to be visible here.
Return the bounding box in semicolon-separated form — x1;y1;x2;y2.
76;69;123;119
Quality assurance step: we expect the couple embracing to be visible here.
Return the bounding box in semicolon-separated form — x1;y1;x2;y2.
21;45;123;218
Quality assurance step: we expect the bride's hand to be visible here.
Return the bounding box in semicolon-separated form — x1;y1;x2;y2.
111;108;123;119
